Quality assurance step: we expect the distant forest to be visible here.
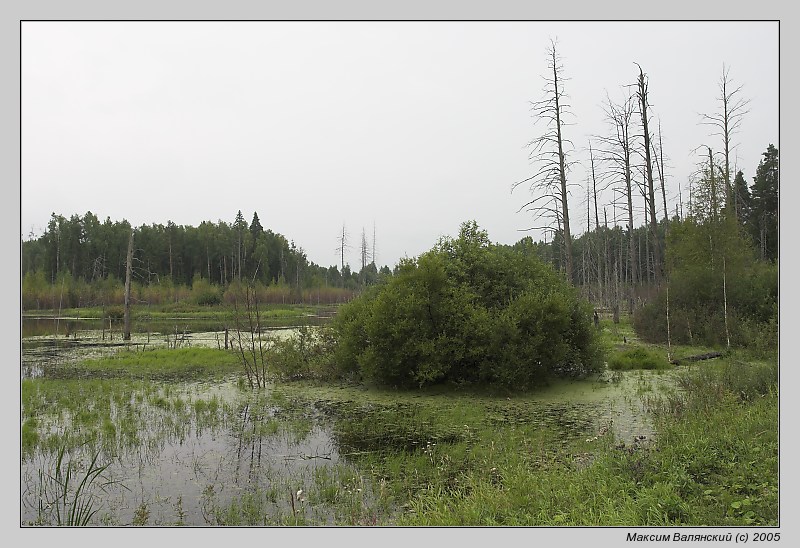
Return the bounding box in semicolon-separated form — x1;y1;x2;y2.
20;143;777;313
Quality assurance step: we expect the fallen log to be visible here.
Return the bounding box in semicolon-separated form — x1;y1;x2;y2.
670;351;724;365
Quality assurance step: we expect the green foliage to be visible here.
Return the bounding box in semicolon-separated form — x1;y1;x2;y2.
333;221;603;389
393;356;777;526
747;144;779;261
22;209;387;302
191;274;222;306
268;326;340;381
634;215;777;350
608;347;671;371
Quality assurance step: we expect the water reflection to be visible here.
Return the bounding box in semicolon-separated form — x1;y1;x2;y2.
20;381;345;526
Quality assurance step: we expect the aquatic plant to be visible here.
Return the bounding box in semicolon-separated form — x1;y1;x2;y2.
34;446;111;526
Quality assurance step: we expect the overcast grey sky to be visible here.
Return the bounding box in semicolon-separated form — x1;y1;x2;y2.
21;21;778;270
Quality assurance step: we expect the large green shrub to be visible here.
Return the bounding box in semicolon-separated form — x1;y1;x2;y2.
332;221;603;389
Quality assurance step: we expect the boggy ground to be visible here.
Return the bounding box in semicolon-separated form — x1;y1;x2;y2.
20;318;778;526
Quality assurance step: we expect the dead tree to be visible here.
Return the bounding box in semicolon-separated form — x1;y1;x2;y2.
587;139;608;304
595;90;637;313
123;229;134;341
371;222;378;267
335;223;351;277
360;227;370;271
700;64;750;220
652;118;669;225
512;38;576;283
634;63;661;283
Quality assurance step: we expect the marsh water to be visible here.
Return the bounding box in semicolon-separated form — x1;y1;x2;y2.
21;318;673;526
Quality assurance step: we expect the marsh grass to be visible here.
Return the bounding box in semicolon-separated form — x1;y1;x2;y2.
72;347;242;380
608;346;672;371
31;446;113;526
389;353;778;526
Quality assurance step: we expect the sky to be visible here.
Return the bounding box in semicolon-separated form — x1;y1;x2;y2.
21;21;779;270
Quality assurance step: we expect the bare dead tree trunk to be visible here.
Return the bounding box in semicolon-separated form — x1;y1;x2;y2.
666;284;672;362
372;222;377;267
654;119;669;225
512;38;574;283
596;92;636;312
635;63;661;283
123;229;134;341
700;64;750;221
553;47;574;283
709;147;718;221
588;140;603;303
336;223;351;277
360;227;370;271
723;257;731;349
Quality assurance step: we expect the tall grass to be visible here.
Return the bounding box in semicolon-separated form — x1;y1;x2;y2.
33;446;111;526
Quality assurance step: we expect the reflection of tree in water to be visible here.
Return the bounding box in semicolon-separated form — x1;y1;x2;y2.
228;399;339;489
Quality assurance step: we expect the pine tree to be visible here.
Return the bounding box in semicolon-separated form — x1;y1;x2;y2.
749;144;779;261
250;211;264;239
732;170;751;225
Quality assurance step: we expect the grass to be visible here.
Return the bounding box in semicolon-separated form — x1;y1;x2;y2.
21;377;234;459
387;354;779;526
70;347;243;380
608;346;672;371
24;303;327;321
30;445;111;526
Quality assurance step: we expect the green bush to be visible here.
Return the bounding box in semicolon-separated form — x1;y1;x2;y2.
332;221;603;389
268;326;340;381
103;305;125;321
608;347;671;371
191;274;222;306
195;291;221;306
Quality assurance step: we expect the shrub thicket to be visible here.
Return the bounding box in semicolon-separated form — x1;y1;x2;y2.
634;217;778;353
332;221;603;389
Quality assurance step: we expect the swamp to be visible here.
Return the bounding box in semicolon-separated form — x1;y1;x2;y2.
20;307;778;526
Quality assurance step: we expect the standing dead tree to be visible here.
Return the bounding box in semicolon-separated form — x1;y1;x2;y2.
633;63;662;284
335;223;351;276
586;139;612;306
371;222;378;267
652;118;670;225
512;38;576;283
360;227;371;271
699;64;750;220
595;90;637;314
123;229;134;341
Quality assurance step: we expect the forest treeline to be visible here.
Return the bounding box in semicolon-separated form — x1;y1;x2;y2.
21;143;777;326
21;210;391;309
